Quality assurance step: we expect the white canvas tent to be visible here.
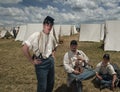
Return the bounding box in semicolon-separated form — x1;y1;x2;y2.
71;25;78;34
79;24;101;42
23;23;43;41
104;20;120;51
60;25;72;36
53;25;60;42
0;29;7;38
5;26;13;36
15;25;27;41
100;24;105;40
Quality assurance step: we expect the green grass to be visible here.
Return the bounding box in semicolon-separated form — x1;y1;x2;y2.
0;34;120;92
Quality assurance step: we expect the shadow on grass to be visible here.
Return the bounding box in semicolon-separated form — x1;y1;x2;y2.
54;83;80;92
98;43;104;50
54;84;68;92
91;78;100;89
56;64;64;67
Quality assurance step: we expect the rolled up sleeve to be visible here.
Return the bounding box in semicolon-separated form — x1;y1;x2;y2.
108;65;116;75
23;32;39;49
63;53;74;73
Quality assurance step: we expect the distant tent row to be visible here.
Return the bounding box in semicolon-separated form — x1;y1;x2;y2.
1;20;120;51
0;29;7;38
0;26;14;38
15;25;27;41
15;24;77;42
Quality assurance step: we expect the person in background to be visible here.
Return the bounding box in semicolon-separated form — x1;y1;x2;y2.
63;40;95;92
22;16;58;92
16;26;20;35
13;27;17;38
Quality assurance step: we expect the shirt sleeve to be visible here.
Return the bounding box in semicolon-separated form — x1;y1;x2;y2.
107;64;116;75
79;50;89;63
95;62;101;73
23;32;39;49
63;53;74;73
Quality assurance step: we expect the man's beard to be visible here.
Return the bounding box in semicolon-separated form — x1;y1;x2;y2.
71;49;76;53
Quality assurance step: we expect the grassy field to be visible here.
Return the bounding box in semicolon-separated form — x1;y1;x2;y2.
0;34;120;92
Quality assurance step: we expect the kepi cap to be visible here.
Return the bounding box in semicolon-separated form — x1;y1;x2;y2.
43;16;54;25
70;40;78;45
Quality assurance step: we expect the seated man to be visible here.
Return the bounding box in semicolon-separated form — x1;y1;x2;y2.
95;54;117;90
63;40;95;92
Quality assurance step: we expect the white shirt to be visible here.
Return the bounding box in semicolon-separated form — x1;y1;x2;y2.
96;61;116;75
63;50;89;73
24;31;58;58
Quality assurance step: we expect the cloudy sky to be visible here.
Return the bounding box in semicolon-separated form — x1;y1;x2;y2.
0;0;120;26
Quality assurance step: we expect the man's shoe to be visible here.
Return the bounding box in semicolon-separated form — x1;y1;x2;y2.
100;84;110;90
100;84;105;90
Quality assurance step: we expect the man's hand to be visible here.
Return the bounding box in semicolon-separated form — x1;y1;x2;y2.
98;75;103;80
96;73;103;80
32;59;42;65
73;70;80;75
111;82;115;91
75;61;79;66
111;74;117;91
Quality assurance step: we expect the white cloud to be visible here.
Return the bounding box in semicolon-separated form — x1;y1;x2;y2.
65;0;98;10
0;7;10;16
23;6;56;22
0;7;28;25
0;0;120;26
64;0;120;22
0;7;26;18
0;0;22;4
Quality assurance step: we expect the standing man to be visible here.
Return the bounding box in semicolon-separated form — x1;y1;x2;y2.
22;16;58;92
13;27;17;38
63;40;95;92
